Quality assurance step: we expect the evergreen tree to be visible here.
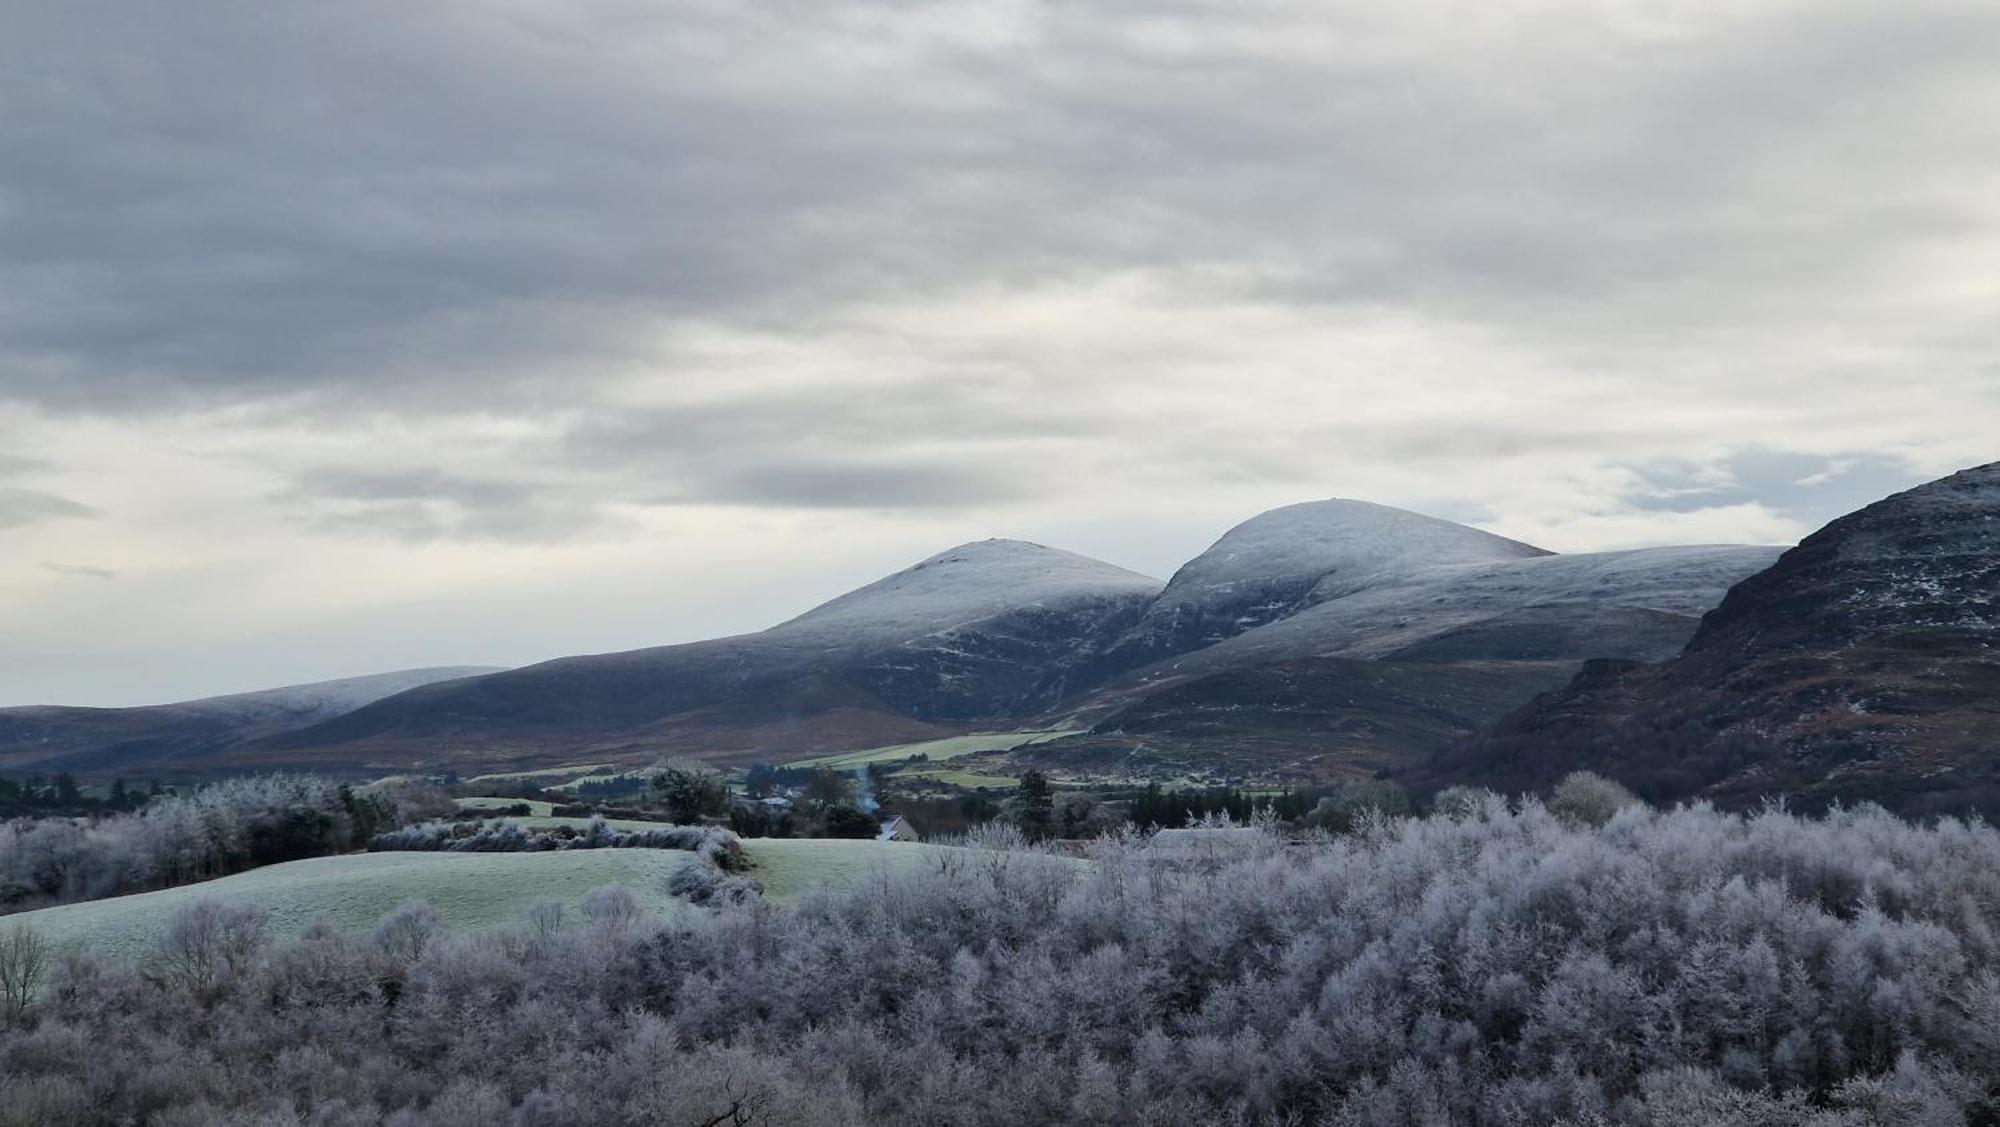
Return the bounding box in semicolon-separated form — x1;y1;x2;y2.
1016;770;1054;840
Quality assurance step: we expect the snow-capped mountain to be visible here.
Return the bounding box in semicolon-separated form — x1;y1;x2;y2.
1087;499;1551;677
1042;516;1779;779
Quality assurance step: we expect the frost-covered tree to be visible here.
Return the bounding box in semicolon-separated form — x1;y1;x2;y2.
7;799;2000;1124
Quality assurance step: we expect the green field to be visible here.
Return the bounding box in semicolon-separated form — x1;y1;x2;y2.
10;850;696;965
455;796;556;817
491;821;967;901
735;839;962;902
463;763;615;785
783;730;1076;770
899;768;1020;788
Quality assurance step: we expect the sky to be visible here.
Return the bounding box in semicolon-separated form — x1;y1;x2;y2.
3;0;1996;706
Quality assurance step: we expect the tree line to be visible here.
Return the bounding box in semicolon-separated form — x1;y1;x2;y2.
0;775;412;913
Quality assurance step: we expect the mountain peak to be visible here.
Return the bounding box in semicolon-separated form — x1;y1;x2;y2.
1165;497;1550;604
1087;498;1552;672
774;539;1161;638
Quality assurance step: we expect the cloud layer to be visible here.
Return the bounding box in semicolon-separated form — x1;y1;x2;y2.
3;0;1993;703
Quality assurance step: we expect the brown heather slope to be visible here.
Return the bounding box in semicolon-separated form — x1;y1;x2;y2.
1418;462;2000;816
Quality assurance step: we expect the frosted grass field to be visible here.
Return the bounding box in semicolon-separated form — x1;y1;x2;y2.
899;768;1020;788
11;850;695;964
462;763;615;785
784;730;1075;770
455;796;556;816
7;838;982;965
735;838;965;901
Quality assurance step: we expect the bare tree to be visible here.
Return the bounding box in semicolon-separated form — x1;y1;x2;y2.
0;922;47;1023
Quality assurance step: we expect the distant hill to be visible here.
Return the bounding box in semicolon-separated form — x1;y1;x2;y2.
0;667;500;774
1419;462;2000;815
255;540;1163;773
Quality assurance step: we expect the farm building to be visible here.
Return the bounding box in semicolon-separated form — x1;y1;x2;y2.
876;814;919;842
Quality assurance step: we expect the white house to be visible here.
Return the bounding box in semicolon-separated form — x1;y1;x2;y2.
876;814;919;842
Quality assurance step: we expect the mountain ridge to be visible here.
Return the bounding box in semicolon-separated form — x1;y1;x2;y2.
0;498;1792;779
1417;462;2000;814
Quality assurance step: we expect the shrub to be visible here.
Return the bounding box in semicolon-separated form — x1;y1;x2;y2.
1549;770;1645;827
821;804;879;839
369;817;742;865
1306;779;1414;833
649;761;731;823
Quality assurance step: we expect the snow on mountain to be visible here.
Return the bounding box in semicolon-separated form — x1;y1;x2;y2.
1158;544;1787;670
1165;498;1550;605
1094;499;1553;673
169;666;506;724
773;539;1163;642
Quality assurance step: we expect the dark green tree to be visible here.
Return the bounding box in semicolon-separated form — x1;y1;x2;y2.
1016;770;1054;840
821;804;879;839
650;763;731;823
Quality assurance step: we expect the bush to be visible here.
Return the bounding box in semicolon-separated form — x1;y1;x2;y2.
649;761;730;822
369;816;746;869
1306;778;1414;833
665;862;762;907
1549;770;1645;827
821;805;879;839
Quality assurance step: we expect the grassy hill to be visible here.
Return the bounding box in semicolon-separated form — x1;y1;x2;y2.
11;850;694;964
8;838;973;964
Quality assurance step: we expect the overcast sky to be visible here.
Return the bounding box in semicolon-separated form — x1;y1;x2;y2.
3;0;1995;706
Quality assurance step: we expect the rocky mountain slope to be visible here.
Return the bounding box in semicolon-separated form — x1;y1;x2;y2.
0;667;500;773
1421;463;2000;815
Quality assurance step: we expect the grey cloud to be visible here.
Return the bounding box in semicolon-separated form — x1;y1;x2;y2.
0;488;97;529
6;0;1998;422
682;460;1042;511
42;562;119;580
280;468;616;544
1625;451;1930;532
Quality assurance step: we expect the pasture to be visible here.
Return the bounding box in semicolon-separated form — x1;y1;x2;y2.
783;730;1075;770
7;837;986;964
10;850;694;964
